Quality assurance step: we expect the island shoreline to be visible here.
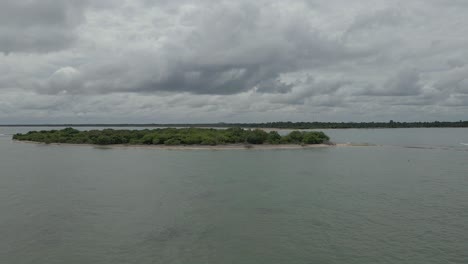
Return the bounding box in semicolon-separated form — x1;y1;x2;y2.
13;140;358;150
12;127;333;148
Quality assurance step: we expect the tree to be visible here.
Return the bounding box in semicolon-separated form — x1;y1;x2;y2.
95;135;112;145
142;134;155;144
266;131;281;144
246;129;268;144
288;131;304;143
302;133;320;144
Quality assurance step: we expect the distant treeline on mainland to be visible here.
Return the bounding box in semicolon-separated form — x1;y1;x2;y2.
13;128;330;146
3;120;468;129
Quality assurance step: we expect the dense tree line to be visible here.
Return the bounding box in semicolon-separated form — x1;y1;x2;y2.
13;127;330;146
4;120;468;128
180;120;468;128
228;120;468;129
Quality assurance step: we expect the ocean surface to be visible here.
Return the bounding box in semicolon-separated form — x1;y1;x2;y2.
0;127;467;264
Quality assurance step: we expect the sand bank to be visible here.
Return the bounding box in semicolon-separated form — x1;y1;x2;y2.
14;140;358;150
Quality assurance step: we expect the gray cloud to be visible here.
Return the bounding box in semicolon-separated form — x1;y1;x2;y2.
434;65;468;94
1;0;468;123
37;1;364;95
0;0;90;54
345;8;405;36
270;78;349;105
359;70;422;96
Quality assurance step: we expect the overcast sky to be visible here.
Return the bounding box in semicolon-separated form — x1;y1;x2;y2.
1;0;467;123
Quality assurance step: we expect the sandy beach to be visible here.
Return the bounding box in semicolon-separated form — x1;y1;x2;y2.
13;140;356;150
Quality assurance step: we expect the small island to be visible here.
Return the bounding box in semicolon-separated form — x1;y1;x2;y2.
13;127;331;147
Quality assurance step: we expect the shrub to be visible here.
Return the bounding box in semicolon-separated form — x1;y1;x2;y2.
288;131;304;143
266;131;281;144
164;138;181;145
200;138;218;145
246;129;268;144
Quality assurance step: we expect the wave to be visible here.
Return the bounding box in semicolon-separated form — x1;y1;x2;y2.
461;143;468;146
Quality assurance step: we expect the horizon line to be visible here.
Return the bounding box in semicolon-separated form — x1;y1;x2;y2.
1;120;467;127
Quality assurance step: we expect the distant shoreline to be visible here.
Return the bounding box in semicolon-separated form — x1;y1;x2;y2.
1;120;468;129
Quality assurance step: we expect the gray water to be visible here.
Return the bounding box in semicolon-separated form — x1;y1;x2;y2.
0;127;467;264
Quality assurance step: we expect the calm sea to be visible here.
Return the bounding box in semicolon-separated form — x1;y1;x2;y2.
1;127;467;264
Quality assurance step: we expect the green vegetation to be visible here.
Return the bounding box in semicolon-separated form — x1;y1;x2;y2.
230;120;468;129
13;127;330;146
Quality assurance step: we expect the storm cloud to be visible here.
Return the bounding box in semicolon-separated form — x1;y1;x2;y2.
0;0;89;53
1;0;468;123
